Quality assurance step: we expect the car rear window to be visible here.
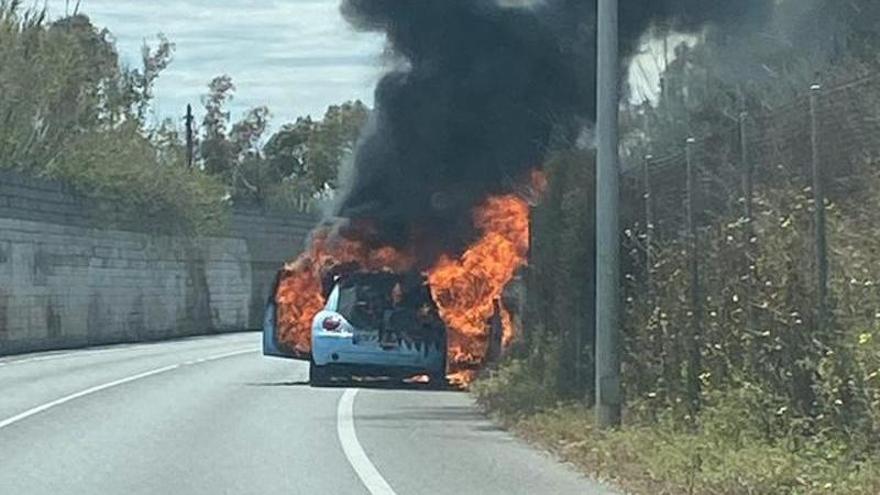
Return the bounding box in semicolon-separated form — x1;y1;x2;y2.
336;274;398;330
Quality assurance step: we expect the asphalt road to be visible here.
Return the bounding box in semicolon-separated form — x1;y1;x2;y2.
0;333;615;495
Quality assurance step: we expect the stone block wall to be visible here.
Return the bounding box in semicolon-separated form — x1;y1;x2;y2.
0;170;314;355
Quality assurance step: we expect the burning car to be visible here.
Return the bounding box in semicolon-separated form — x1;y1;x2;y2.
263;270;448;387
262;191;535;387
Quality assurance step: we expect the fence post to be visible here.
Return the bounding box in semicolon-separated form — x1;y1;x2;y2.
739;111;756;335
809;84;829;334
644;153;666;384
643;154;655;297
521;212;534;352
685;137;703;415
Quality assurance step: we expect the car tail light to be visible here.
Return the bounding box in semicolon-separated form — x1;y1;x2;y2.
322;316;342;332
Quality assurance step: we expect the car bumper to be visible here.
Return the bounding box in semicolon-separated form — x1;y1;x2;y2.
312;331;445;373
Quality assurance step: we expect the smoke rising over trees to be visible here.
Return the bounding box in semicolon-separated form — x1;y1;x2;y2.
336;0;774;268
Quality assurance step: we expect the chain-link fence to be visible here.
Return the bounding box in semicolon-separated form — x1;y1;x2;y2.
621;72;880;425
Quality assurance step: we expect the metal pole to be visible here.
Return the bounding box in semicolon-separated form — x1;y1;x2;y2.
685;137;702;416
740;113;753;232
740;112;756;335
524;211;534;351
595;0;621;429
809;85;829;333
643;154;655;295
644;153;664;383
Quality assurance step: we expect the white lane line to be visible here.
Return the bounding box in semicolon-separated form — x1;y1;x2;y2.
182;349;257;365
0;347;256;431
0;348;127;366
0;365;179;430
337;389;398;495
0;334;255;367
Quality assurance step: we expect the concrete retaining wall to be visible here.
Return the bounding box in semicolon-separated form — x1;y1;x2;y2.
0;170;315;355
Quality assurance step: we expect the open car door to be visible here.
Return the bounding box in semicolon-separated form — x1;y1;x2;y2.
262;270;310;361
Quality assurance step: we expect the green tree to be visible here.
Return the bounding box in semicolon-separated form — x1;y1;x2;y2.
263;116;315;180
0;4;179;166
0;3;225;234
306;100;369;192
194;86;368;208
199;75;236;180
230;105;271;200
131;34;175;121
263;100;369;195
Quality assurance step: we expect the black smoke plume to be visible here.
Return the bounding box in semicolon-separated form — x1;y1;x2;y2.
336;0;771;269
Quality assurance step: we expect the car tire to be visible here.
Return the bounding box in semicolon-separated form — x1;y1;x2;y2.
430;333;449;389
309;359;331;387
429;348;448;390
429;370;448;390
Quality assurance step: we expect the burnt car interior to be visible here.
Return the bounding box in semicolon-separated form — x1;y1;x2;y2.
334;272;446;353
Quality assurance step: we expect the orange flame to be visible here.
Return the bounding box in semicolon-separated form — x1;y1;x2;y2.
427;194;530;371
275;227;414;356
274;171;542;383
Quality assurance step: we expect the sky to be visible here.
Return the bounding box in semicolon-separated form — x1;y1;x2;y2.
40;1;672;130
42;0;386;127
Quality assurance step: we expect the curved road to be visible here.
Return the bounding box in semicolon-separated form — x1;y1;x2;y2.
0;333;614;495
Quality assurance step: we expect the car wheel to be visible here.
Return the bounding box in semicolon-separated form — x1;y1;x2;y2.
309;359;331;387
429;351;448;389
430;338;448;389
428;370;448;390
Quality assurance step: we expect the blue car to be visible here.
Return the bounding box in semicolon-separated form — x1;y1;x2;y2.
263;271;448;387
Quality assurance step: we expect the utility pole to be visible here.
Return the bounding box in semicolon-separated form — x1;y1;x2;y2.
185;104;195;169
595;0;621;429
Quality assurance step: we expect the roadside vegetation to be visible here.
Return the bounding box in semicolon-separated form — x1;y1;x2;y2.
476;2;880;494
0;2;367;234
